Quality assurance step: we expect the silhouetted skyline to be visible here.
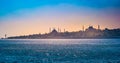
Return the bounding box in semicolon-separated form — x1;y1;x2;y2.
0;0;120;38
6;26;120;39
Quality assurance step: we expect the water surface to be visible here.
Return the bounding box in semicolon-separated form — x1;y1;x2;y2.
0;39;120;63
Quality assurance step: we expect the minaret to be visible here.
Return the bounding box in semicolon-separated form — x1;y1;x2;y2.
82;25;84;31
64;29;65;32
98;25;100;30
5;34;7;39
59;28;61;32
49;28;51;33
58;28;59;32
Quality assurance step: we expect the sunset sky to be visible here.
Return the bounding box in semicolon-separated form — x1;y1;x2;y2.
0;0;120;37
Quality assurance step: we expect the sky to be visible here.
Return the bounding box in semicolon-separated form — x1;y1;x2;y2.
0;0;120;37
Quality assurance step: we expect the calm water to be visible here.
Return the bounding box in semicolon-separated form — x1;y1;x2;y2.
0;39;120;63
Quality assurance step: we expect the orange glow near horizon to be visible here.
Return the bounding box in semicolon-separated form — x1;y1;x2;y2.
0;3;120;38
0;20;118;37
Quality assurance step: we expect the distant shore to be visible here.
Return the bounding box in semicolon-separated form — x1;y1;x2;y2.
7;37;120;39
6;26;120;39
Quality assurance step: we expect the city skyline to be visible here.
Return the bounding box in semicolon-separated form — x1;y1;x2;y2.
3;25;120;38
7;25;120;39
0;0;120;37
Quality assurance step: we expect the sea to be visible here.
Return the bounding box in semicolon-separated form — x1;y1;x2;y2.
0;39;120;63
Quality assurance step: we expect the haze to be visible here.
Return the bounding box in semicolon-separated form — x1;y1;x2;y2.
0;0;120;37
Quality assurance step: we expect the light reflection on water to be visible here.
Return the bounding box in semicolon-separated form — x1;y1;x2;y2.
1;39;120;45
0;39;120;63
